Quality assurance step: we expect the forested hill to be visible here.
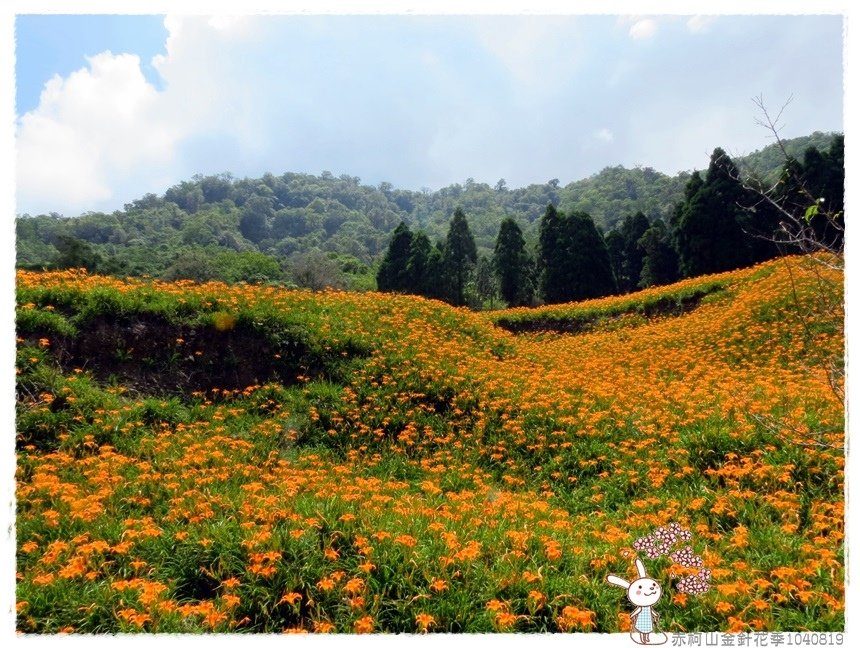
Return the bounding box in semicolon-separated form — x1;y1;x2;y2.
16;131;838;288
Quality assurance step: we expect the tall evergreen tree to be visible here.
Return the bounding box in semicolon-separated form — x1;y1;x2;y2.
619;211;651;292
493;217;532;306
796;137;844;249
559;211;617;301
821;134;845;250
376;222;414;292
672;149;753;277
539;206;616;304
406;231;432;295
604;229;625;291
475;256;498;309
671;170;708;277
824;134;845;216
638;220;679;288
424;242;448;301
538;204;565;303
443;207;478;306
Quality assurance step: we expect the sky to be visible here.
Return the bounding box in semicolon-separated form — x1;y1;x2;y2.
11;11;845;217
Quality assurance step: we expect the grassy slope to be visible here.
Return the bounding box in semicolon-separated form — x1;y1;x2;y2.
15;256;844;633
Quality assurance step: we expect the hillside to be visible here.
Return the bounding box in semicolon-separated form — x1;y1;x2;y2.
15;254;844;633
15;132;839;287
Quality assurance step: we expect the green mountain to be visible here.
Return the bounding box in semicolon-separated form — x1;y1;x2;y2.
16;132;839;288
735;130;838;184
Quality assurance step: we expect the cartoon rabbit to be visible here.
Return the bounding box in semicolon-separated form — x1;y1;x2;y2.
607;558;667;645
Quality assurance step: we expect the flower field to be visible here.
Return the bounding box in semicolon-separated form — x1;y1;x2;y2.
14;255;844;633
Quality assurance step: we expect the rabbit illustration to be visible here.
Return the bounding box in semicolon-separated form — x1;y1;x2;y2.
607;558;667;645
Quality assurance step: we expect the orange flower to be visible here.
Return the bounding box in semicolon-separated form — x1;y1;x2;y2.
117;609;150;628
138;581;167;606
715;601;734;614
344;578;365;595
544;540;563;561
279;592;302;606
353;615;374;634
221;594;241;609
416;613;435;632
558;605;596;631
494;611;518;630
430;578;448;593
797;590;815;604
157;600;178;614
317;577;336;592
313;620;335;633
527;590;547;611
486;599;506;613
58;556;88;580
727;616;746;633
21;541;39;554
522;570;542;583
204;606;227;629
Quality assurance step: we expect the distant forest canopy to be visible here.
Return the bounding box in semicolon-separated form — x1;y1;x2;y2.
16;131;842;302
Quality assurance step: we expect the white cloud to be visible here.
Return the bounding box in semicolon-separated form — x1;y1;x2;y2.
629;18;658;40
15;16;271;215
594;128;614;143
687;15;714;34
17;51;179;214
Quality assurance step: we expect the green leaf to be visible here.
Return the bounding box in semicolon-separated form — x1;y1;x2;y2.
804;204;819;222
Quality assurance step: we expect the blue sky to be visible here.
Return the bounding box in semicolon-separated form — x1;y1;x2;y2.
13;13;844;216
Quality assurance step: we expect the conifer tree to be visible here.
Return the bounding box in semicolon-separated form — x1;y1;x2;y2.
539;205;616;304
604;229;625;292
672;149;754;277
538;204;564;303
774;137;845;251
376;222;414;292
443;208;477;306
475;256;498;308
406;231;432;295
638;220;679;288
493;217;532;306
425;242;448;301
560;211;617;301
619;211;651;292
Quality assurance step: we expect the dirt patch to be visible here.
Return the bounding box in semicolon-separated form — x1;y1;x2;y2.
22;313;364;396
494;291;717;335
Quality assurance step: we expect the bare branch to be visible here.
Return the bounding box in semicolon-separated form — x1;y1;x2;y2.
737;96;845;454
748;411;843;452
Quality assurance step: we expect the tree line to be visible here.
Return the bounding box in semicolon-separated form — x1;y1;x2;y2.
15;132;841;300
376;135;844;307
